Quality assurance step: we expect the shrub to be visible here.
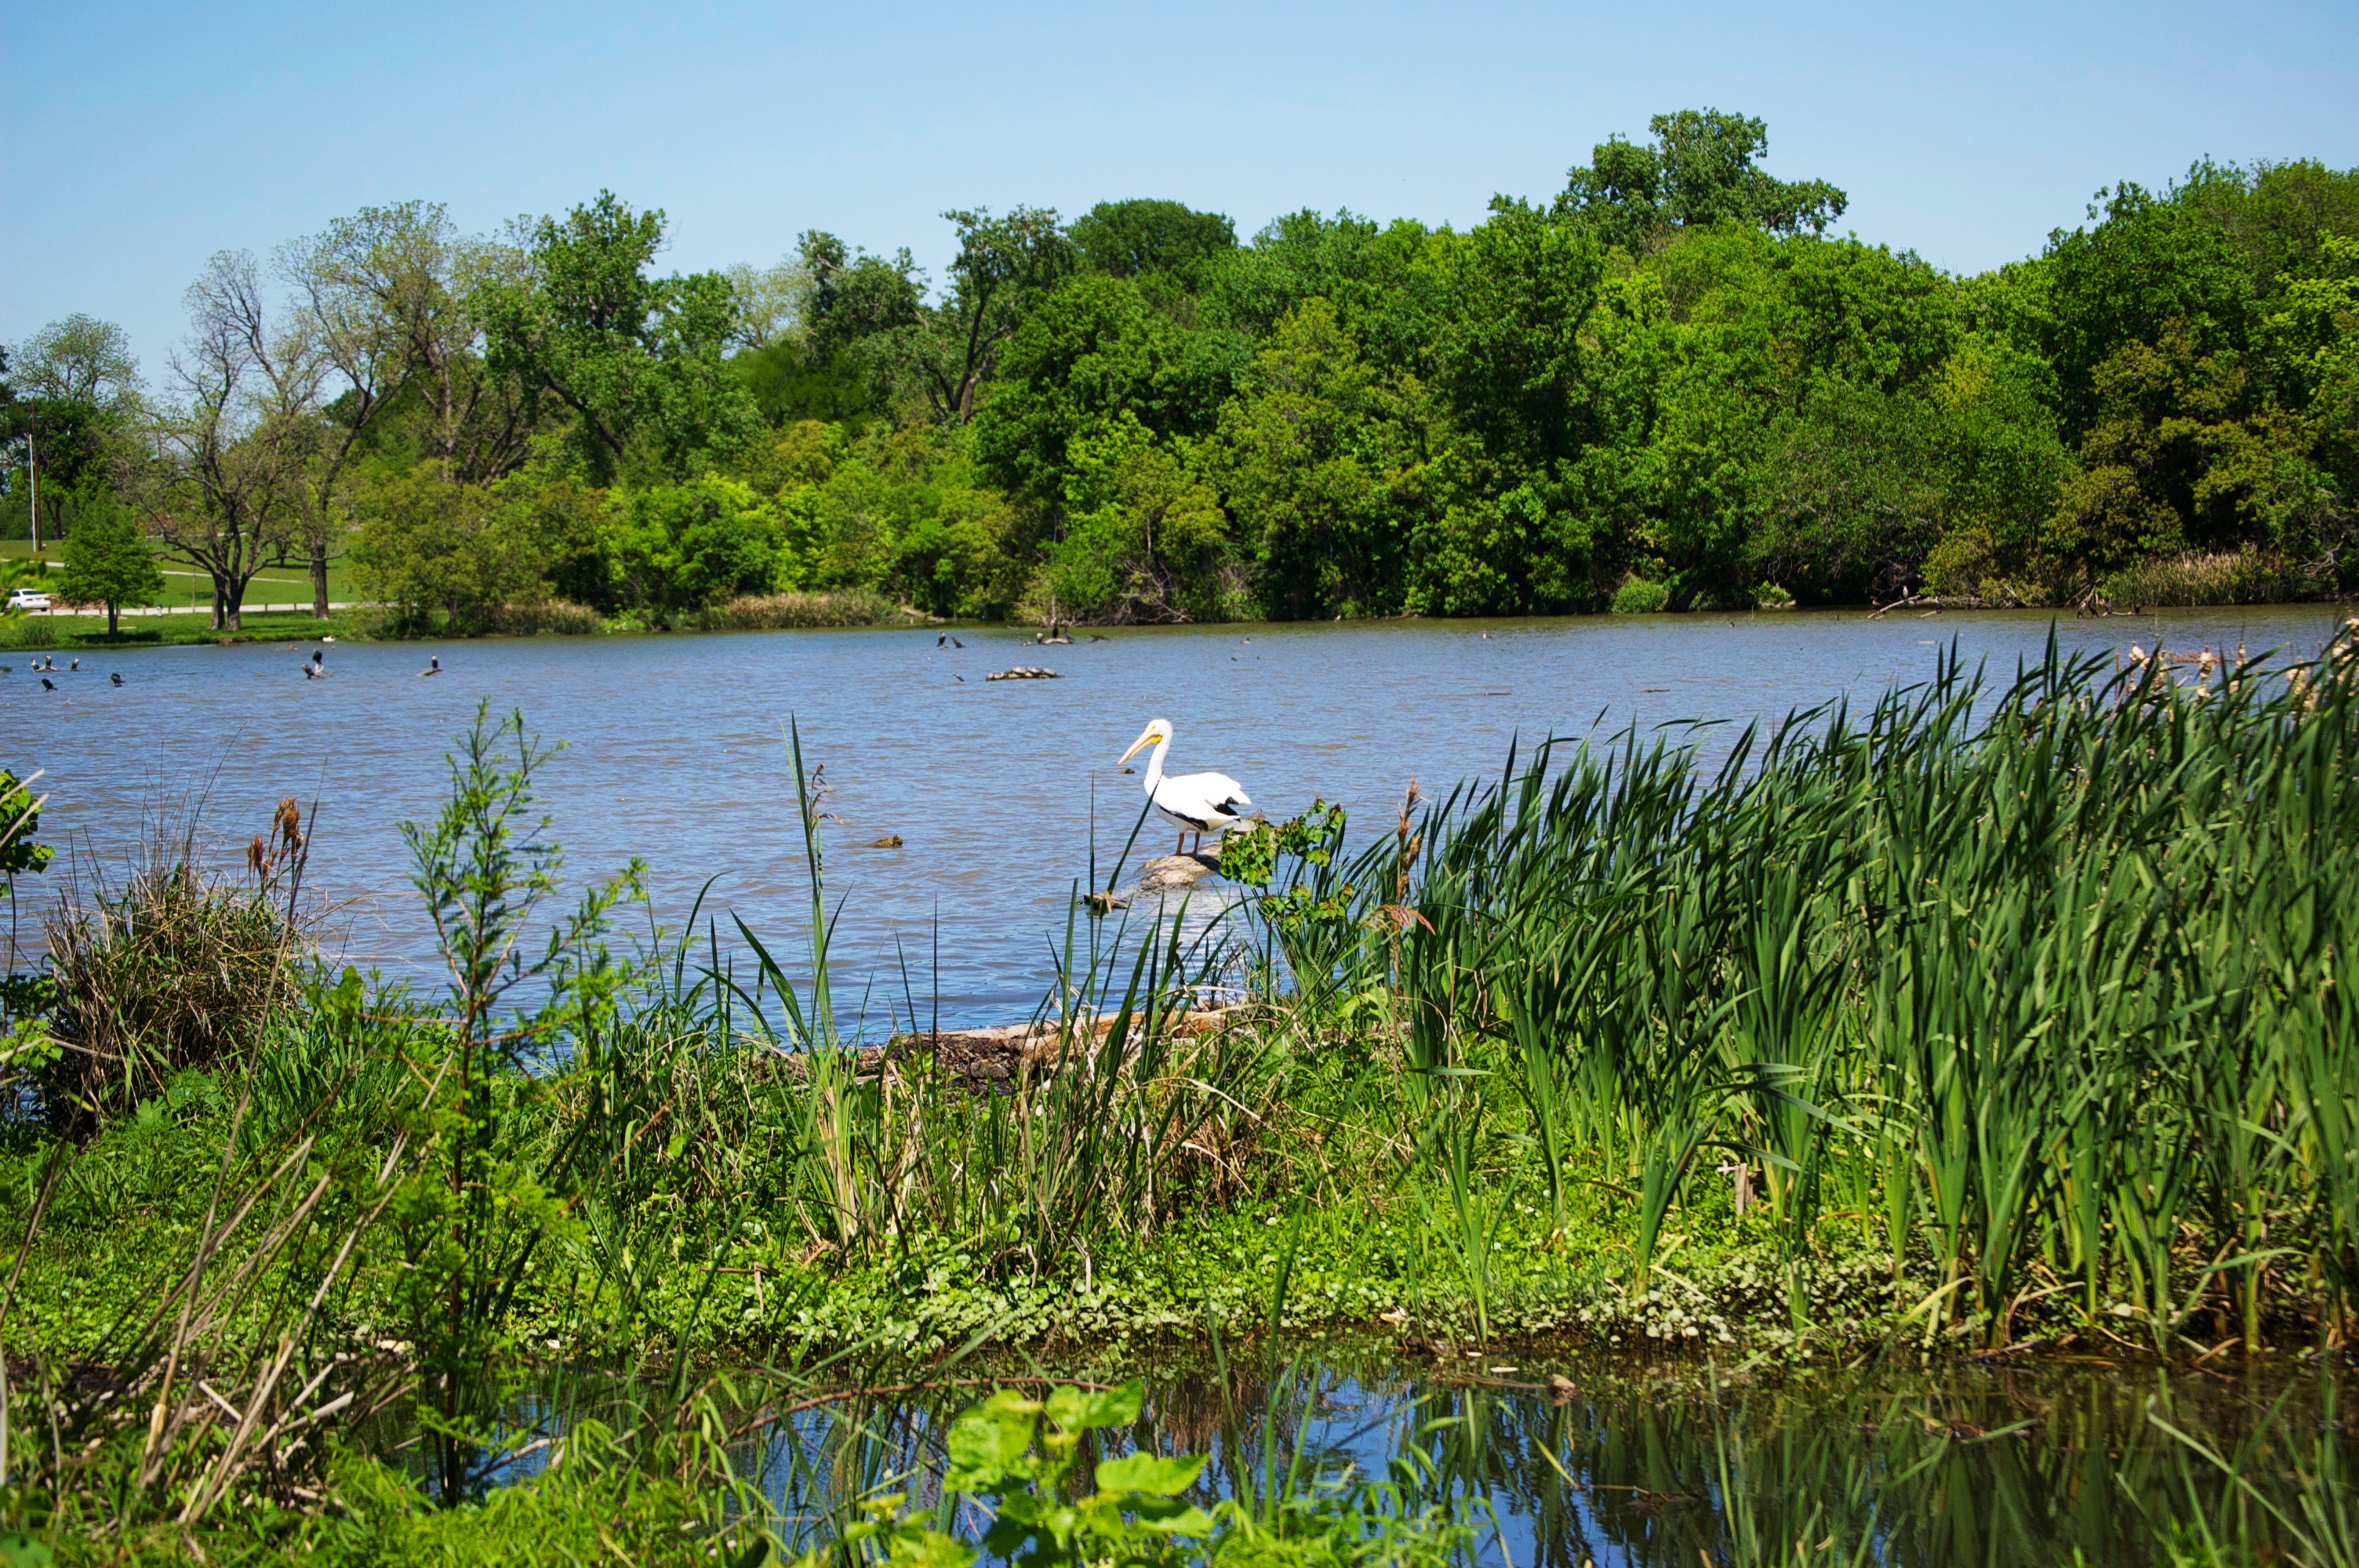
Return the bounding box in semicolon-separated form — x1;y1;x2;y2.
38;804;314;1131
1610;575;1671;614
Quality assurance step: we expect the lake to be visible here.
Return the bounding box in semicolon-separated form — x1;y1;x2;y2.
16;604;2346;1028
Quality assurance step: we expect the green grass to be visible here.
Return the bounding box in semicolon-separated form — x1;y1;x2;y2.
0;604;374;650
10;644;2359;1559
1;537;362;608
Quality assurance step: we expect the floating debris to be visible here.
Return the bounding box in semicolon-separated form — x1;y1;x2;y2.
986;666;1060;681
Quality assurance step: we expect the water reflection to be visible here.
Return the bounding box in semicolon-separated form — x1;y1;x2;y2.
394;1352;2353;1566
23;608;2346;1027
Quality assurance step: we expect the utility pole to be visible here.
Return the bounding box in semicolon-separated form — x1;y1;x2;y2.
25;399;38;556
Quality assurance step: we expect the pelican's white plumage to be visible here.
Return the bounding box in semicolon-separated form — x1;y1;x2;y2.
1118;718;1253;855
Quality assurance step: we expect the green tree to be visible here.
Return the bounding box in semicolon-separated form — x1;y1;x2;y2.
352;461;592;634
1031;412;1229;623
974;273;1248;510
486;192;758;484
2040;183;2252;441
602;474;782;617
1070;199;1238;287
1207;299;1426;616
872;207;1074;424
1554;109;1848;252
56;493;163;634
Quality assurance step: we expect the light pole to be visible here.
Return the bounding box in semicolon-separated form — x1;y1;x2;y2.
24;399;38;556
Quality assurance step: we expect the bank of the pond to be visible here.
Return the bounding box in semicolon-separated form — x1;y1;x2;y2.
0;604;382;650
13;641;2359;1563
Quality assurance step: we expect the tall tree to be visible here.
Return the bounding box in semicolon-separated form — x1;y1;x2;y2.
877;207;1074;424
56;492;164;635
1070;200;1237;287
322;204;541;487
147;253;311;630
7;315;142;549
274;209;441;615
486;191;758;484
1554;109;1848;252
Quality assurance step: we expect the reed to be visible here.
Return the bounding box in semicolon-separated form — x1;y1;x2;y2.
1277;630;2359;1347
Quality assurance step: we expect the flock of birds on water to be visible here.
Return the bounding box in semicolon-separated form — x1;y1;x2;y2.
10;623;1259;865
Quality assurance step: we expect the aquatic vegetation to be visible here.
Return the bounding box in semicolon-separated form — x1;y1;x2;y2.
9;638;2359;1559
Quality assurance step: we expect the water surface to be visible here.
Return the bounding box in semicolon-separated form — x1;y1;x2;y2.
17;606;2343;1025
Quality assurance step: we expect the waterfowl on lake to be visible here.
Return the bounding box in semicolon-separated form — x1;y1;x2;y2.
1117;717;1254;856
40;677;55;691
420;655;441;677
111;672;123;686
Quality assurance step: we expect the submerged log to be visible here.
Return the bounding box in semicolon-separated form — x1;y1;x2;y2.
773;1005;1254;1092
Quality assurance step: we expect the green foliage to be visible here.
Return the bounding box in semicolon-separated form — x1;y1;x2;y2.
1608;575;1669;613
486;191;759;485
52;493;161;633
65;126;2359;630
603;474;785;616
0;768;54;1028
802;1381;1467;1568
1072;199;1239;289
353;461;597;633
394;703;647;1502
1555;108;1848;252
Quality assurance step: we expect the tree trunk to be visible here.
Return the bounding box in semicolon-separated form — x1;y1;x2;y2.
311;543;331;619
211;583;227;631
107;601;119;637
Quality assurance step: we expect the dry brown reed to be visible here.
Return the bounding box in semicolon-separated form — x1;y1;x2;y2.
692;590;917;630
2096;548;2327;607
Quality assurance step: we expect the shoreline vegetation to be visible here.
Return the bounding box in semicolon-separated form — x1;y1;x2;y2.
4;570;2351;656
7;112;2358;645
5;637;2359;1558
0;586;929;651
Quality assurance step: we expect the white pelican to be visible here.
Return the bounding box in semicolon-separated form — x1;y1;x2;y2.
1117;718;1253;856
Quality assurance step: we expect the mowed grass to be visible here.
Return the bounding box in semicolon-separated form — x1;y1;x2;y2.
0;605;373;651
1;537;362;607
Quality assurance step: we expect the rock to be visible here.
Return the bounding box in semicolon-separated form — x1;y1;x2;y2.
1084;851;1222;910
1138;852;1219;889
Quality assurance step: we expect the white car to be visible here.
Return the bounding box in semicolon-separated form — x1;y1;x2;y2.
5;589;50;612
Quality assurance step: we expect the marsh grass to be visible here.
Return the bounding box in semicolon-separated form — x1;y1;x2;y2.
691;590;921;631
13;637;2359;1559
1286;628;2359;1349
37;795;318;1133
2098;549;2328;608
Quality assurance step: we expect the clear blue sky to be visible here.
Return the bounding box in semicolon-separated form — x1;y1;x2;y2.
6;0;2354;377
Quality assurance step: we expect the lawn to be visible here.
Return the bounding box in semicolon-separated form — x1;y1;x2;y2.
1;537;362;607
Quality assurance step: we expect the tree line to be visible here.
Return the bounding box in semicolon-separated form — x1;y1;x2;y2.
6;107;2356;632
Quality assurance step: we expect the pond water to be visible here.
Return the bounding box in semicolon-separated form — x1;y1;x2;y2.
427;1351;2354;1566
14;604;2348;1028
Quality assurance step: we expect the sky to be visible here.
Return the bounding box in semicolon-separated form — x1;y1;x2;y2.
5;0;2355;379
